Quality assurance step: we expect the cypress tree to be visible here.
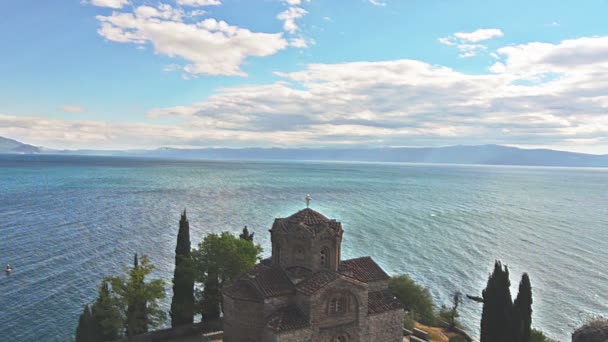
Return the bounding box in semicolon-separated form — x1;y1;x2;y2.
126;253;148;337
239;226;254;241
514;273;533;342
170;209;195;327
200;273;221;320
480;261;514;342
90;281;123;341
75;304;97;342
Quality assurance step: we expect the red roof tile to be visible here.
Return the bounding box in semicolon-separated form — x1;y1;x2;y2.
368;290;404;314
338;257;390;283
266;306;309;332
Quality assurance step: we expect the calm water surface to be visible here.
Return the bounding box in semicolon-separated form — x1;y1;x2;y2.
1;155;607;341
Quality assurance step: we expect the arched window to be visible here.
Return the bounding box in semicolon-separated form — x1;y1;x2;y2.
320;247;329;268
328;295;347;315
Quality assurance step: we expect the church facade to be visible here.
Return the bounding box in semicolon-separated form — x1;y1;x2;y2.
222;207;404;342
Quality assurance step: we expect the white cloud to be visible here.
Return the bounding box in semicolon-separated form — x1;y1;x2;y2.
176;0;221;6
282;0;309;5
96;4;288;76
369;0;387;6
6;36;608;153
453;28;504;42
88;0;129;9
440;28;503;58
277;7;308;34
290;36;315;48
61;105;86;113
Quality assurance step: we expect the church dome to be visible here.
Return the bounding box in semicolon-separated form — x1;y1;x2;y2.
287;208;331;226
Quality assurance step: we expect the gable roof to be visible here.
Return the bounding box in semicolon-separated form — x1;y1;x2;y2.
367;290;404;314
223;264;295;300
338;257;390;283
296;270;366;296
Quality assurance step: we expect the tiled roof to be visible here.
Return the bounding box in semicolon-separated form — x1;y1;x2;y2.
266;306;310;332
287;208;330;225
273;209;342;236
224;264;294;300
296;271;340;295
222;278;262;301
368;290;404;314
338;257;390;283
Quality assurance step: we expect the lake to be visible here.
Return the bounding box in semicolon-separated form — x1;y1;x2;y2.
0;155;607;341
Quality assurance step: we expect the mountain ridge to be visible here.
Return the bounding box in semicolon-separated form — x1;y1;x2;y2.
1;136;607;167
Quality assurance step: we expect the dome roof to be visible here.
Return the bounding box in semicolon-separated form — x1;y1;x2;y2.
287;208;331;225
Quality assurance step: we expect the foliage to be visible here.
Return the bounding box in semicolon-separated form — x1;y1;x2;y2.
514;273;533;342
200;276;221;320
440;292;463;329
572;317;608;342
239;226;254;241
90;281;123;341
389;274;436;326
449;335;469;342
170;210;195;327
106;254;166;337
480;261;514;342
403;311;416;331
530;329;557;342
75;305;96;342
477;261;534;342
192;232;262;318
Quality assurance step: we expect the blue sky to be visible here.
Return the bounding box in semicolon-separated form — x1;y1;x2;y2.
2;0;608;153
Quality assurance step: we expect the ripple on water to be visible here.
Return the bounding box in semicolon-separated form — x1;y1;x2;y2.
1;157;607;341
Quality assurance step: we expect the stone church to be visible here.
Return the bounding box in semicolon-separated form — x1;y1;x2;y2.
222;206;404;342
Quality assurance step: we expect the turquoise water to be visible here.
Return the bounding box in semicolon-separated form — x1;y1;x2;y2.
0;155;607;341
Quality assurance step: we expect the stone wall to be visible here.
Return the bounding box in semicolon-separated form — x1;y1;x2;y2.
308;278;369;341
368;309;405;342
222;295;264;342
263;327;313;342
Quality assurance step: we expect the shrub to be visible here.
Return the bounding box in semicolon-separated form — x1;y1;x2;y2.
389;274;436;325
449;335;468;342
403;311;415;331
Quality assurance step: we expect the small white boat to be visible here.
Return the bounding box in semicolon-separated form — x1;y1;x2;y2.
5;265;11;273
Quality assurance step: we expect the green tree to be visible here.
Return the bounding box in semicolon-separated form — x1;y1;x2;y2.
530;329;558;342
388;274;436;325
514;273;533;342
90;281;123;341
75;305;97;342
106;254;166;337
192;232;262;319
239;226;254;241
170;210;195;327
480;261;514;342
440;291;463;329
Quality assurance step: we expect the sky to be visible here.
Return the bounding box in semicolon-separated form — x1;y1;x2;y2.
1;0;608;153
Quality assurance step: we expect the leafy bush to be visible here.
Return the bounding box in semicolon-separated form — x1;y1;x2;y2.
403;311;415;331
449;335;468;342
389;275;436;325
531;328;558;342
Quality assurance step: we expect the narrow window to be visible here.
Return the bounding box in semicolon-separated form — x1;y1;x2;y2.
276;245;281;264
329;296;347;315
320;247;329;268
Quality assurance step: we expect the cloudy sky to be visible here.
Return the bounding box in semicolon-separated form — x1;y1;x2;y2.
2;0;608;153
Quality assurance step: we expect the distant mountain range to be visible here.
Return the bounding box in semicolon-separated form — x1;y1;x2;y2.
0;136;42;154
1;136;607;167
